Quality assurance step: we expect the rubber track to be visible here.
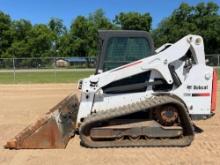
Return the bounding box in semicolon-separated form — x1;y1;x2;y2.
79;95;194;148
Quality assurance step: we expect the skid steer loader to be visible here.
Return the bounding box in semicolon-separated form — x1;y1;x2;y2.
5;30;218;149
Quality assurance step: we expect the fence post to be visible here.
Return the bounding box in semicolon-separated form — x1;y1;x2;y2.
218;55;220;67
54;57;57;82
12;58;16;83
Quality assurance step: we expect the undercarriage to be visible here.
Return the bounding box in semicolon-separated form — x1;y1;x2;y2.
79;96;194;148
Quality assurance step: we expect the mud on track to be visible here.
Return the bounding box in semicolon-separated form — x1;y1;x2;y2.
0;83;220;165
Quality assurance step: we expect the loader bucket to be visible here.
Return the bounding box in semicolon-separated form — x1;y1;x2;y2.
4;93;79;149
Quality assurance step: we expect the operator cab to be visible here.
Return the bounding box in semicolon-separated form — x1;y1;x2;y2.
96;30;155;74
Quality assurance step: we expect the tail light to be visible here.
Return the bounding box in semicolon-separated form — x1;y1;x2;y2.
211;69;218;112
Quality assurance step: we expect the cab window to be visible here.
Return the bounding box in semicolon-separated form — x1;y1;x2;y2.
103;37;152;71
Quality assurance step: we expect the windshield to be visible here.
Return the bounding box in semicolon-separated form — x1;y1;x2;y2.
103;37;152;71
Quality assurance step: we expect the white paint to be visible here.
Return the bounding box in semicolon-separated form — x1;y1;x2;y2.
76;35;214;124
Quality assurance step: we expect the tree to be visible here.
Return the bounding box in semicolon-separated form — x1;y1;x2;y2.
68;9;115;57
4;24;55;58
153;2;220;53
69;16;90;57
87;9;116;56
88;9;114;29
0;11;13;57
193;2;220;53
48;18;66;36
114;12;152;31
12;19;32;41
48;18;67;56
0;3;218;59
57;33;72;56
27;24;55;57
3;19;33;58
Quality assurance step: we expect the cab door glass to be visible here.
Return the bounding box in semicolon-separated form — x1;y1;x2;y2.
104;37;152;71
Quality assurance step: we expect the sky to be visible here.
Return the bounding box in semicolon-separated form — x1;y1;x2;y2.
0;0;219;29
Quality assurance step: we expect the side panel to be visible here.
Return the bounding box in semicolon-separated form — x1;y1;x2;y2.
92;92;149;112
173;65;213;115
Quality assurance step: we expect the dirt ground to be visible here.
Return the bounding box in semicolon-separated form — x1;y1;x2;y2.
0;83;219;165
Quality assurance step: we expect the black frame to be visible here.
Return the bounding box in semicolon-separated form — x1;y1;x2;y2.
95;30;155;74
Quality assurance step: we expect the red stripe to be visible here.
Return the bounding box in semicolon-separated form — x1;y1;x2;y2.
199;93;210;96
192;93;210;97
112;60;142;72
122;60;142;68
211;69;218;112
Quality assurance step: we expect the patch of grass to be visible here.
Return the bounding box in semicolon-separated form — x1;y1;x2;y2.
0;68;219;84
0;70;94;84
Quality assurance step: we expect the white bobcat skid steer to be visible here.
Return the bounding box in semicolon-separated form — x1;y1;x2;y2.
5;31;218;149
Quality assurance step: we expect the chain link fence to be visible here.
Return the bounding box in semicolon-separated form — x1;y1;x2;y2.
0;57;96;69
0;55;219;83
205;54;220;67
0;57;96;83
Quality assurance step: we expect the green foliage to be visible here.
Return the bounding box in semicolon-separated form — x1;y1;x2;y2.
0;2;219;60
48;18;67;57
88;9;115;29
48;18;67;36
0;11;13;56
70;16;90;57
69;9;114;57
152;2;220;53
28;24;56;57
12;19;32;41
114;12;152;31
